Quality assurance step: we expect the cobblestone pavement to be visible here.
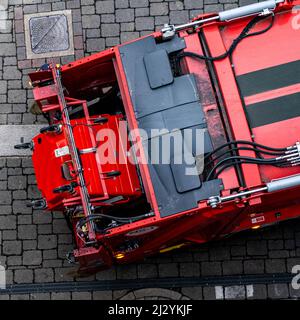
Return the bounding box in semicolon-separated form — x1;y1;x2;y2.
0;0;300;300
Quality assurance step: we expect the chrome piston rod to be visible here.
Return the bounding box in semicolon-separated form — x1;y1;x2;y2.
162;0;285;39
208;174;300;208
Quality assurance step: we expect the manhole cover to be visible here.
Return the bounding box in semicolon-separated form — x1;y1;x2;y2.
24;10;74;59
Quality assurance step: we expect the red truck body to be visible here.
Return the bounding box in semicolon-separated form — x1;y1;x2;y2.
24;0;300;274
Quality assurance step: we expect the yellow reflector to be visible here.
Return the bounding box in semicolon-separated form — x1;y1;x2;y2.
115;253;125;259
252;225;261;230
159;243;188;254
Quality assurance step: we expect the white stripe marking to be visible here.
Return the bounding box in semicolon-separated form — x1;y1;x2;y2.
246;285;254;298
215;286;224;300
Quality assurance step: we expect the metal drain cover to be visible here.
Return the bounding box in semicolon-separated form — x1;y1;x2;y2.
24;10;74;59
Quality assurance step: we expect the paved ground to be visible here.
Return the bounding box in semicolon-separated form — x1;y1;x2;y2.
0;0;300;300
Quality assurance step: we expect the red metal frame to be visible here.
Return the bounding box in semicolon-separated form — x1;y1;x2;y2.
28;1;300;273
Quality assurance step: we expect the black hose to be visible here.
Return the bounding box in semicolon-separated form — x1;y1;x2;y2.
177;14;274;62
205;146;286;168
205;140;289;160
206;156;287;181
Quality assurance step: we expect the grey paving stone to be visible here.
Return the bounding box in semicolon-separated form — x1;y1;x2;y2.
8;90;26;103
81;5;96;15
137;264;158;279
72;9;83;22
179;262;200;277
0;81;7;94
7;255;22;266
248;284;267;300
150;2;169;15
243;259;265;274
0;168;8;181
58;244;73;259
86;38;106;52
32;211;52;225
7;158;21;168
135;7;149;17
52;2;66;10
3;240;22;255
23;4;38;14
18;214;32;225
106;37;120;47
86;29;101;38
201;261;222;276
121;22;134;31
96;0;115;13
268;284;289;299
116;8;134;22
101;14;116;23
247;240;268;256
51;292;72;300
34;268;54;283
268;240;284;250
23;250;42;266
22;240;37;250
231;246;246;257
8;175;26;190
38;224;53;235
0;44;16;57
209;246;230;261
120;31;139;43
67;0;81;9
54;267;76;282
10;294;30;300
27;185;41;199
203;286;217;300
204;3;224;12
117;264;137;279
38;235;57;250
224;285;245;300
0;215;16;229
116;0;129;8
130;0;149;7
222;261;243;275
73;23;84;37
181;286;202;300
170;10;189;24
8;114;23;124
2;230;17;240
14;269;34;284
3;66;21;80
53;219;70;234
269;250;289;259
96;268;117;281
0;205;12;215
37;4;51;12
136;16;154;30
72;291;92;300
30;293;51;300
158;263;179;277
43;250;57;260
82;15;100;28
101;23;120;37
170;1;184;10
18;225;37;240
43;259;63;268
93;291;113;300
185;0;204;9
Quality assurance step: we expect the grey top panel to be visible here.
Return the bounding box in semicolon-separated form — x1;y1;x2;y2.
119;35;222;217
144;49;174;89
